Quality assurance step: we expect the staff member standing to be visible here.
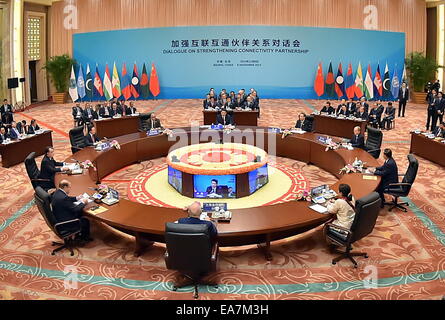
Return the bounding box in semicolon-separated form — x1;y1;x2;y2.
398;82;409;118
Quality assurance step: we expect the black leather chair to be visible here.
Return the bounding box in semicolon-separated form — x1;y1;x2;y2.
305;115;314;132
24;152;51;190
69;126;87;154
34;187;83;256
383;154;419;212
138;113;152;131
164;222;218;299
324;192;381;268
365;126;383;159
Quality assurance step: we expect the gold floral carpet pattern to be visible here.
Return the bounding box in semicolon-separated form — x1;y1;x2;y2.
0;99;444;300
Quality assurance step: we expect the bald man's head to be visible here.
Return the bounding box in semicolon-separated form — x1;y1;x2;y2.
187;201;202;218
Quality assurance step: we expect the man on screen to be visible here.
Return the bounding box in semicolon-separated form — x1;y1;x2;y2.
206;179;224;197
216;110;233;126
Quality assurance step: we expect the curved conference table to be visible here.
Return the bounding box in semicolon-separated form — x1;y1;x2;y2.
55;126;381;260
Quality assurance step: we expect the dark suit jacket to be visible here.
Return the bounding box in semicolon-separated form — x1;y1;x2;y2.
398;87;410;101
205;186;225;195
116;106;125;115
295;119;311;131
9;127;20;139
355;111;369;121
384;107;396;119
27;124;41;134
84;133;100;146
216;114;233;126
51;189;86;224
0;104;13;114
99;107;112;118
347;102;357;113
336;109;350;117
374;158;399;191
146;118;162;130
40;155;64;188
245;102;257;110
321;106;335;114
177;217;218;241
125;106;137;115
0;132;10;143
72;107;83;119
433;127;445;138
83;109;98;121
234;99;245;109
350;134;365;149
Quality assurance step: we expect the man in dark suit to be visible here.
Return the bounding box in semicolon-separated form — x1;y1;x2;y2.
205;179;224;197
0;126;9;143
72;103;84;127
295;113;311;131
433;92;445;130
336;105;350;117
358;97;369;113
99;103;112;118
336;99;347;114
116;101;126;116
110;103;120;117
0;99;13;124
27;119;40;134
51;180;91;241
426;89;437;131
178;201;217;244
398;82;409;117
320;101;335;114
346;98;356;114
244;96;256;110
203;94;212;109
39;146;69;189
125;101;137;115
216;110;233;126
349;126;365;149
354;106;369;121
145;113;163;130
370;148;399;206
381;102;396;130
84;126;100;146
368;103;381;128
82;104;98;124
433;122;445;138
9;121;21;140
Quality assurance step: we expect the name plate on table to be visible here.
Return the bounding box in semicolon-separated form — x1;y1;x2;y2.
147;129;162;136
269;128;282;134
211;124;224;130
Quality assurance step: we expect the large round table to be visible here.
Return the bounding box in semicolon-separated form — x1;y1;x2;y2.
55;126;381;260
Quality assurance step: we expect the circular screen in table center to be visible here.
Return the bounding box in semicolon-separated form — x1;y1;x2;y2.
166;142;268;175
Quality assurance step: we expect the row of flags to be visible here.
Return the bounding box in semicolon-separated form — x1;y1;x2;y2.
69;62;161;102
314;62;406;100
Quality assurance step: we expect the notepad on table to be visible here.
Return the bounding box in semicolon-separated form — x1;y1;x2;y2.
362;175;377;180
86;206;108;215
309;204;328;214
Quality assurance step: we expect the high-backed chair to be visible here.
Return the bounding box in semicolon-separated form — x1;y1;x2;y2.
138;113;152;131
164;222;218;299
69;126;87;154
324;192;381;268
305;115;314;132
34;187;82;256
365;126;383;159
24;152;51;190
383;154;419;212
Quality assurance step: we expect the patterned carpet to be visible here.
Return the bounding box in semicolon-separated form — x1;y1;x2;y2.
0;99;444;300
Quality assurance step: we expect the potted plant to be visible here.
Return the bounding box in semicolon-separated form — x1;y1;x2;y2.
405;52;443;103
43;54;75;104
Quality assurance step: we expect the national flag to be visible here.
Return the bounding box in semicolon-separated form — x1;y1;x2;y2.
103;64;113;101
334;63;346;98
85;63;93;100
382;63;391;99
131;63;140;99
140;63;150;98
364;64;374;100
401;64;407;84
121;63;132;100
354;62;364;98
373;64;383;98
345;63;355;99
77;64;86;99
94;64;104;97
314;62;324;97
112;62;121;98
69;65;78;102
149;63;160;97
391;66;400;100
324;62;335;98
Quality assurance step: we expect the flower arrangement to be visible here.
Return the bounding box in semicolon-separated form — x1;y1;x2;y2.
339;158;366;174
325;141;339;152
97;184;109;195
296;190;312;202
81;160;96;171
163;128;173;137
281;129;292;139
111;140;121;150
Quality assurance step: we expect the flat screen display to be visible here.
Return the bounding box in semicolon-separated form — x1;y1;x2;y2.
194;175;236;199
248;164;269;194
168;166;182;193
